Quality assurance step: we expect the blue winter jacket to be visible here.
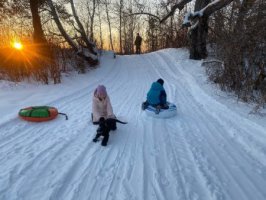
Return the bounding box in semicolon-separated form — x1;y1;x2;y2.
147;82;167;105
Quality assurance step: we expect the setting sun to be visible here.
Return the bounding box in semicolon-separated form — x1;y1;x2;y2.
12;42;23;50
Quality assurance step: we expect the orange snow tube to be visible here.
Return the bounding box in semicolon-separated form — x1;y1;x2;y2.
19;106;59;122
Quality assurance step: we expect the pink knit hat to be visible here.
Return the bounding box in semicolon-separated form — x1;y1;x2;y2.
96;85;107;98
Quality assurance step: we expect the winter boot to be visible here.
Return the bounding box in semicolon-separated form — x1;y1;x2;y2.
141;101;148;110
162;104;169;109
155;105;161;114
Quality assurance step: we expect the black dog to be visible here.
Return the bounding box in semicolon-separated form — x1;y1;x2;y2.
92;117;127;146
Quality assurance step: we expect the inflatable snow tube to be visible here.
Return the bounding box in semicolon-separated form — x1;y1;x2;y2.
19;106;58;122
145;102;177;118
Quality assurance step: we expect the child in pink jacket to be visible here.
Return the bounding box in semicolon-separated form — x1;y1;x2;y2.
92;85;115;124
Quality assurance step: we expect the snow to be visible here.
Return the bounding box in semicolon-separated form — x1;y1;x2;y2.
182;11;201;29
0;48;266;200
183;12;192;26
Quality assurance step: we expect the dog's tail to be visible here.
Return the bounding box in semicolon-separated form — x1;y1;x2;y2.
115;119;127;124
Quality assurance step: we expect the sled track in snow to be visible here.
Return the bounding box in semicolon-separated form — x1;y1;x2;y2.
1;51;266;200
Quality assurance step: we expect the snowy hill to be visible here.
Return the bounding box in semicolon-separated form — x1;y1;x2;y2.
1;49;266;200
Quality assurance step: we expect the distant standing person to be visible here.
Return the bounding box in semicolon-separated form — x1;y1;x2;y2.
134;33;142;54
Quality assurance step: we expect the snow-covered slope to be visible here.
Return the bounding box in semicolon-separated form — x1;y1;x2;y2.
0;49;266;200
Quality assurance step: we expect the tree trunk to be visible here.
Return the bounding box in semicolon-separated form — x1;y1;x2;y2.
29;0;52;84
97;1;103;50
189;0;210;60
104;0;114;51
189;16;209;59
89;0;96;40
29;0;46;44
119;0;123;54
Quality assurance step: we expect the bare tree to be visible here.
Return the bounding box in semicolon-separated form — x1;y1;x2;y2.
96;0;103;50
122;0;234;58
160;0;234;59
47;0;98;65
205;0;266;105
119;0;124;53
103;0;114;51
69;0;97;56
122;2;136;54
30;0;47;43
84;0;97;41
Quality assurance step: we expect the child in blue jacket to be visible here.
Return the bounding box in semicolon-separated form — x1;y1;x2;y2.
142;78;169;110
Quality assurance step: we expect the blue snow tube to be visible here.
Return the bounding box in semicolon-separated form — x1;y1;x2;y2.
145;102;177;118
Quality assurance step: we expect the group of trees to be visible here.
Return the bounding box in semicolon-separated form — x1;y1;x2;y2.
0;0;265;106
142;0;266;106
0;0;98;84
204;0;266;107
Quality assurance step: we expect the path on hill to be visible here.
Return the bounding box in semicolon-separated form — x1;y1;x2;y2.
1;50;266;200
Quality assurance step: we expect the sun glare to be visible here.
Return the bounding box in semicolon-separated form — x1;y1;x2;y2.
13;42;23;50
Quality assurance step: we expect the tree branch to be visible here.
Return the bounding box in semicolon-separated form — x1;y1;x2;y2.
69;0;97;55
182;0;234;28
127;12;160;21
160;0;193;23
202;0;234;17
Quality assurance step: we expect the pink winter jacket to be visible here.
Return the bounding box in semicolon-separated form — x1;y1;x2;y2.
92;94;115;123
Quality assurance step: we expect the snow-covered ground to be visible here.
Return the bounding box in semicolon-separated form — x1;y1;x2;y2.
0;49;265;200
